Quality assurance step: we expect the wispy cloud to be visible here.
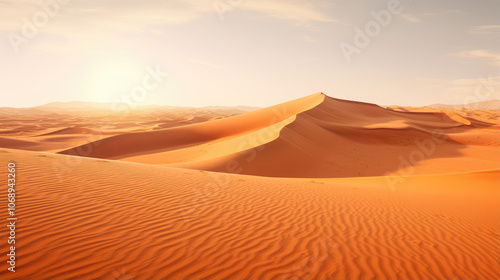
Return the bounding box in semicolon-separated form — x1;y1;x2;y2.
451;76;500;86
470;25;500;37
444;9;466;15
454;50;500;66
0;0;336;54
302;35;316;43
240;0;335;23
0;0;335;35
0;0;209;33
398;14;422;23
421;9;465;17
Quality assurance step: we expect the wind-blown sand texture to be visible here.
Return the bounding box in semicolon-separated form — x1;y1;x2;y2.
0;93;498;279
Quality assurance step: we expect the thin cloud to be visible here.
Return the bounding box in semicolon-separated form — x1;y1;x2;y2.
445;9;466;14
0;0;336;55
451;76;500;86
471;25;500;37
240;0;335;23
0;0;335;35
398;14;422;23
454;50;500;66
302;36;316;43
421;9;465;16
0;0;206;31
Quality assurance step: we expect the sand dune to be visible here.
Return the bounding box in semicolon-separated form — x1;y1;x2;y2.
429;99;500;110
0;149;498;279
81;93;498;178
58;93;324;159
390;106;500;126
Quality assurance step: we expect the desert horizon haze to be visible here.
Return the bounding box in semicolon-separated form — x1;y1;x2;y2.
2;95;499;110
1;0;499;279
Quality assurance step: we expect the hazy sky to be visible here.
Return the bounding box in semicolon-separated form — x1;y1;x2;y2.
1;0;499;108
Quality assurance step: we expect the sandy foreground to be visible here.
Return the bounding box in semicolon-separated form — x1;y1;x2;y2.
0;93;499;279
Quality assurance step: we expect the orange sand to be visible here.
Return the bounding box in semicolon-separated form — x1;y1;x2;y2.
0;149;498;279
0;93;498;279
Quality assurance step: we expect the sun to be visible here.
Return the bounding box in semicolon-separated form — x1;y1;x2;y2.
89;61;144;103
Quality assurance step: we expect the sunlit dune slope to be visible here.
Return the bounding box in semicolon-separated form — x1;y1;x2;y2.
0;149;498;279
58;93;324;159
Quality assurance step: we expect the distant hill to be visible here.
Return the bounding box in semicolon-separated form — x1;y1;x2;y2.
0;107;59;116
0;101;260;116
200;106;261;112
35;101;112;109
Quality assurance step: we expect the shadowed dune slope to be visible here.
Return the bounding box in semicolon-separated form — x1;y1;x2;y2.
0;149;498;279
170;95;499;177
58;93;324;159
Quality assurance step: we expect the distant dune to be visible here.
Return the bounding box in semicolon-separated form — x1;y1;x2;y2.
428;99;500;110
0;104;252;152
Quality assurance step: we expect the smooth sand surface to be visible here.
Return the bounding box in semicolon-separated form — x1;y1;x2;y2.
0;149;498;279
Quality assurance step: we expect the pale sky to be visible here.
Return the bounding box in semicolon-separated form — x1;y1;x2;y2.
1;0;499;108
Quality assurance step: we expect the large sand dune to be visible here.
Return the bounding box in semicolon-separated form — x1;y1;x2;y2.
0;149;498;279
58;93;323;159
167;95;498;177
56;93;498;178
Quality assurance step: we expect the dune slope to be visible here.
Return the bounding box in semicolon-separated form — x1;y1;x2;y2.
170;95;500;177
58;93;324;159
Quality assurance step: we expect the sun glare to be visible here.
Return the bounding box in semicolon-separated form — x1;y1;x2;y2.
89;61;144;103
